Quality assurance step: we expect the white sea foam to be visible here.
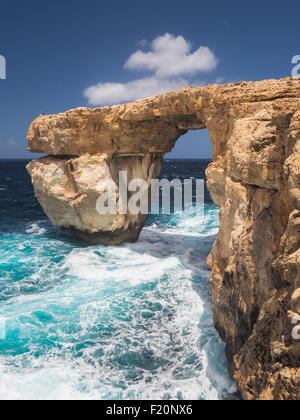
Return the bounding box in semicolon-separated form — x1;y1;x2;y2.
0;205;235;400
25;222;46;235
0;266;234;400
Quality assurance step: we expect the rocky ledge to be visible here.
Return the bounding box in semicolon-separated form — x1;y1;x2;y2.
27;78;300;399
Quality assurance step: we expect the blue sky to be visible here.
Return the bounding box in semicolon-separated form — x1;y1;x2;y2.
0;0;299;159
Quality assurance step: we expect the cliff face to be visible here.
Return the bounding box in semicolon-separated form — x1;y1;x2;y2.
27;78;300;399
206;106;300;399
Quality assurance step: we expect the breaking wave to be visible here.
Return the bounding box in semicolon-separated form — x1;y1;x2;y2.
0;160;235;400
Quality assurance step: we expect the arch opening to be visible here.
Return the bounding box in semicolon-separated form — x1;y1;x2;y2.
165;128;212;160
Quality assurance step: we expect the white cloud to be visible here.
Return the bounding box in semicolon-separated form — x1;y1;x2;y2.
125;33;218;78
8;140;16;147
84;76;188;106
83;33;218;106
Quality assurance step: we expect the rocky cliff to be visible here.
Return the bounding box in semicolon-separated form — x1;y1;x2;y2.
27;78;300;399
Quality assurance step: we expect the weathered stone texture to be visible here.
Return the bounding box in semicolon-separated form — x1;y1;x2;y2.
27;77;300;399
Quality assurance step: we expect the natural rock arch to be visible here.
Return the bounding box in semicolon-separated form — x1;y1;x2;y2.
27;78;300;399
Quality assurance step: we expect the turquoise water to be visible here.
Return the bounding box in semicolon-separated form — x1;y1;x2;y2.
0;160;235;400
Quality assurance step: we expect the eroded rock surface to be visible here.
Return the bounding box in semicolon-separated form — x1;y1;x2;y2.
27;77;300;399
27;154;162;245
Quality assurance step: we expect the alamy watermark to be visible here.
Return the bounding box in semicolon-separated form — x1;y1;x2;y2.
292;55;300;78
96;172;204;217
0;55;6;80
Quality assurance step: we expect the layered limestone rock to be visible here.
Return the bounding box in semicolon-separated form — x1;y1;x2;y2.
27;154;162;245
27;77;300;400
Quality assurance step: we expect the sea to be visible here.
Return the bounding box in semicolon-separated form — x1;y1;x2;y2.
0;159;235;400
